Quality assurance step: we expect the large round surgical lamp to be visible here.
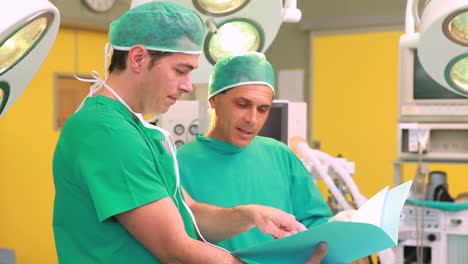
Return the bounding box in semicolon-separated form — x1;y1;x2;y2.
131;0;301;84
400;0;468;96
0;0;60;117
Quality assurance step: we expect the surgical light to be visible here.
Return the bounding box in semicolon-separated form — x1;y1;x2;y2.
0;0;60;117
0;16;49;75
401;0;468;97
205;19;263;64
445;11;468;45
193;0;249;16
448;55;468;92
131;0;301;84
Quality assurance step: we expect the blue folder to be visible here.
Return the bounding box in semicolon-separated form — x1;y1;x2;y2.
233;180;413;264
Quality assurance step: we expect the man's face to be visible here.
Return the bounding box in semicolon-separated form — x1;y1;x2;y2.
209;84;273;147
138;51;199;115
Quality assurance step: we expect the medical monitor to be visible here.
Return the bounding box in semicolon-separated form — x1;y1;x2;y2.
398;48;468;161
399;48;468;123
258;101;288;144
258;100;306;145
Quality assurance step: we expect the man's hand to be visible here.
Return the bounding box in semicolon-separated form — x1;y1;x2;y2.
305;242;328;264
241;204;307;239
184;188;307;242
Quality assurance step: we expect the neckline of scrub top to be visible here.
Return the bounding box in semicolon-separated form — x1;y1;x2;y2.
87;95;166;141
196;135;248;154
88;94;135;118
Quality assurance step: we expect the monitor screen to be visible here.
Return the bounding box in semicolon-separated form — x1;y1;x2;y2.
258;102;288;144
399;47;468;123
413;51;466;100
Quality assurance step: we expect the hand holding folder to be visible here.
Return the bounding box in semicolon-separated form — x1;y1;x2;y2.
233;180;413;264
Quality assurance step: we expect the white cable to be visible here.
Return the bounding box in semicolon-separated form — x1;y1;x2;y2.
412;130;429;264
415;140;428;264
412;0;421;30
329;159;367;206
405;0;416;34
175;190;231;254
299;147;366;207
170;143;231;254
417;129;429;153
310;149;367;207
297;142;352;210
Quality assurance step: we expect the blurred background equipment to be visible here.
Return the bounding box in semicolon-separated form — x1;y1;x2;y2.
395;1;468;263
426;171;453;202
0;248;15;264
291;138;364;213
395;200;468;264
156;99;307;149
397;0;468;161
257;100;307;146
398;0;468;161
0;0;60;118
156;100;200;149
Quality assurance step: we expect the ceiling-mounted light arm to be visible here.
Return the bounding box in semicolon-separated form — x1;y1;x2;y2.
401;0;420;48
408;0;432;32
205;18;218;34
411;0;421;30
282;0;302;23
405;0;418;34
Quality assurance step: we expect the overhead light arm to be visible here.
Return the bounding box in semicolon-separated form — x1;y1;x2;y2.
411;0;420;30
401;0;419;48
282;0;302;23
205;18;218;34
405;0;417;34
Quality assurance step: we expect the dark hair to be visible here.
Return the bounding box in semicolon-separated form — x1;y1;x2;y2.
108;49;171;73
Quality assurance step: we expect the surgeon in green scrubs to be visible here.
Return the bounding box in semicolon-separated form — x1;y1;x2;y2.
52;2;328;264
178;52;333;251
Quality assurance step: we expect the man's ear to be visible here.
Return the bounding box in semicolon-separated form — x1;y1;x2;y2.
127;45;146;73
208;96;217;108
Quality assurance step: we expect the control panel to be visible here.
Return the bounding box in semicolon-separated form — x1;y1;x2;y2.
157;100;199;148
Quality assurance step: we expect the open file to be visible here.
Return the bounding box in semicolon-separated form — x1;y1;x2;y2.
233;180;413;264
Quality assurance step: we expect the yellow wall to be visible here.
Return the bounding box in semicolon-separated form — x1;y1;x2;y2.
311;31;468;199
0;28;108;264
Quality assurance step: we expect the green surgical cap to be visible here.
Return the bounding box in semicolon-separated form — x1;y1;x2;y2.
208;52;275;98
109;1;205;54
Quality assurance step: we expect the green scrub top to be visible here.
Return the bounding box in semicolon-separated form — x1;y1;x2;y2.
53;95;196;264
178;136;332;251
